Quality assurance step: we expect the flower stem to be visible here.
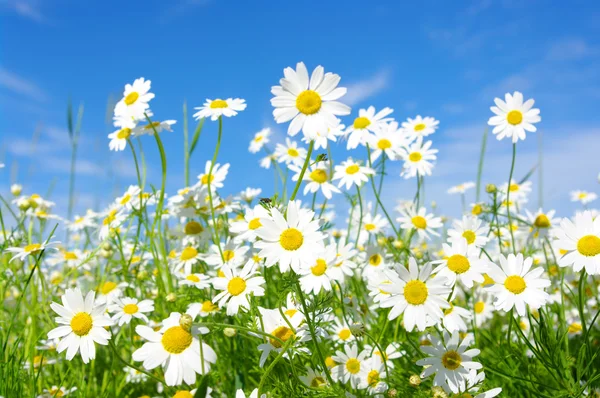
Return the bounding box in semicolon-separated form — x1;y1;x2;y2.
506;143;517;253
290;140;314;201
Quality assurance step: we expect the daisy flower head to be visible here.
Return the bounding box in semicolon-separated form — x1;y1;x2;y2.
193;98;246;121
134;119;176;136
172;245;202;274
367;121;405;162
488;91;541;143
290;161;340;200
271;62;351;139
178;272;211;290
39;386;77;398
332;158;375;190
254;200;326;273
401;115;439;140
442;303;472;333
399;137;438;179
379;257;451;331
345;106;394;150
555;210;600;274
417;331;482;394
249;128;270;154
500;179;532;203
447;215;490;249
447;181;475;195
114;77;155;120
5;240;60;263
256;307;304;366
397;205;443;240
230;204;270;243
98;206;126;241
132;312;217;386
187;299;220;318
204;238;249;269
239;187;262;203
331;344;369;388
298;247;339;294
47;288;113;364
433;237;489;288
486;253;550;316
301;118;345;150
525;208;556;239
107;123;135;152
108;297;154;326
274;138;307;167
198;161;230;192
571;190;598;205
360;356;388;394
212;262;266;315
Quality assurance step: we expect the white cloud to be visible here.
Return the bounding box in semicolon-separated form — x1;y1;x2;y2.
1;0;49;24
0;67;48;102
546;38;595;61
344;69;391;106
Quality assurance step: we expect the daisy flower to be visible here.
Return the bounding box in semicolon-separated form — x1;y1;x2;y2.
132;312;217;386
289;162;340;200
367;121;404;161
259;153;276;169
108;297;154;326
330;319;355;344
399;137;438;179
301;119;345;150
254;200;326;273
198;161;230;191
274;138;307;167
47;288;113;364
38;386;77;398
461;370;502;397
571;190;598;205
473;294;494;327
447;182;475;195
379;258;451;331
204;238;249;269
187;299;220;318
256;307;304;366
5;240;60;263
134;119;177;136
361;213;389;236
397;205;443;240
487;91;541;143
401;115;439;140
447;215;490;249
331;345;369;388
172;246;202;274
193;98;246;121
332;241;358;277
236;389;266;398
212;262;265;315
360;356;388;394
300;367;328;389
98;207;126;241
178;272;211;290
345;106;394;150
555;210;600;274
442;303;472;333
298;248;339;294
230;204;270;243
525;208;556;239
486;253;550;316
500;179;532;202
271;61;351;139
433;237;489;288
107;125;135;152
114;77;154;120
417;332;482;394
249;128;271;153
332;158;375;190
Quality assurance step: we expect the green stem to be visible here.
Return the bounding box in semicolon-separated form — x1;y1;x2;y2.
290;141;314;201
257;338;293;395
505;143;517;253
207;117;224;260
355;185;363;245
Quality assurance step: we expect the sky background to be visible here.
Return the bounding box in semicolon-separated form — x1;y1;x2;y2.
1;0;599;224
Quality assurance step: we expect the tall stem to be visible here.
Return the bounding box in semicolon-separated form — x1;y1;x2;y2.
207;117;224;260
290;141;314;201
505;143;517;253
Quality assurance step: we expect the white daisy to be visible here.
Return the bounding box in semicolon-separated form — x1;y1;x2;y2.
367;121;404;161
399;137;438;179
134;119;177;136
212;262;265;316
172;246;202;274
345;106;394;150
256;307;304;366
193;98;246;121
249;128;271;153
447;182;476;195
556;210;600;274
108;297;154;326
198;161;230;191
331;344;369;388
301;119;345;150
442;303;472;333
5;240;60;263
230;205;271;243
114;77;154;120
570;190;598;205
401;115;439;140
332;158;375;190
524;208;556;239
107;125;134;152
298;247;339;294
289;161;340;200
487;91;541;143
178;272;211;290
433;237;489;288
274;138;307;167
397;205;443;240
447;215;490;249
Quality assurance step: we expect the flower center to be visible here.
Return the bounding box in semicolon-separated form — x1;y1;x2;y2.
24;243;42;253
186;275;200;283
180;247;198;261
533;214;550;229
353;116;371;129
248;218;262;230
377;139;392;149
345;165;360;175
184;221;203;235
200;174;215;185
201;300;217;312
269;326;294;348
404;280;428;305
173;391;194;398
447;254;470;274
223;250;235;262
210;99;228;109
369;254;382;266
311;259;327;276
71;312;93;336
462;230;476;244
364;223;376;231
577;235;600;257
367;369;380;387
568;323;583;334
227;277;247;296
504;275;527;294
509;183;520;192
284;309;297;318
346;358;361;374
474;301;485;314
506;110;523;125
338;328;351;340
100;281;117;295
409;152;422;162
309;169;328;183
287;148;299;157
117;128;132;139
471;204;482;215
310;376;326;388
280;228;304;251
123;303;139;314
411;216;427;229
161;326;193;354
414;123;426;131
124;92;139;105
441;350;462;370
295;90;322;115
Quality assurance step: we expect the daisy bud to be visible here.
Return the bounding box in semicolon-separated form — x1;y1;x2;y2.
101;242;112;251
166;293;177;302
179;314;193;332
485;184;497;193
393;239;404;249
387;389;398;397
431;200;437;209
223;327;237;337
17;198;31;211
349;322;365;337
99;250;112;259
409;374;421;387
11;184;22;196
377;236;387;246
432;386;448;398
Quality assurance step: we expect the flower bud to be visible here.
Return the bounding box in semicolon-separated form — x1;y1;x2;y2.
11;184;22;196
223;327;237;337
166;293;177;302
179;314;193;332
485;184;497;193
409;374;421;387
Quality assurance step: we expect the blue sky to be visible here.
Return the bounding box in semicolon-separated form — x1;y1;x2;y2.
1;0;599;222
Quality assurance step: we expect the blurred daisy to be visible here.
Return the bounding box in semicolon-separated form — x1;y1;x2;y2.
107;126;134;151
5;240;59;263
447;182;475;195
239;187;262;203
442;303;472;333
187;300;220;318
271;62;351;139
331;344;368;388
367;121;404;161
298;249;339;294
433;237;489;288
301;119;345;150
345;106;394;150
332;158;375;190
38;386;77;398
399;137;438;179
556;210;600;274
172;246;202;274
290;162;340;199
204;239;249;269
447;215;490;249
401;115;439;140
212;262;265;315
360;356;388;394
178;272;211;290
571;190;598;205
488;91;540;143
397;205;443;240
230;205;271;243
134;119;176;136
198;161;230;191
114;77;154;120
500;179;532;202
108;297;154;326
193;98;247;121
47;288;113;364
249;128;271;153
274;138;307;167
524;208;556;239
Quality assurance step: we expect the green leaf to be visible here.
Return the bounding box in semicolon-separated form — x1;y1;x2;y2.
189;117;206;156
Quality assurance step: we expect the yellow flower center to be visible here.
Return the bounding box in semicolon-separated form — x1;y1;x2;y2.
414;123;426;131
309;169;328;183
404;280;428;305
269;326;294;348
474;301;485;314
346;358;361;374
353;116;371;129
482;274;494;285
462;230;476;245
568;322;583;334
409;152;422;162
310;376;326;388
124;92;139;105
364;223;376;231
184;221;203;235
345;165;360;175
64;251;78;260
311;259;327;276
210;99;228;109
143;121;161;130
180;247;198;261
223;250;235;262
123;303;139;314
533;214;550;229
248;218;262;230
577;235;600;257
338;328;351;340
447;254;470;274
280;228;304;251
284;309;297;318
287;148;299;157
367;369;380;387
325;356;336;367
227;277;246;296
103;209;117;226
296;90;322;115
173;391;194;398
70;312;93;336
200;174;215;185
504;275;527;294
377;139;392;150
441;350;462;370
161;326;193;354
24;243;42;253
369;254;382;266
49;388;65;397
201;300;217;313
254;135;264;142
117;128;132;139
186;275;200;283
506;110;523;125
471;204;482;215
411;216;427;229
100;281;117;295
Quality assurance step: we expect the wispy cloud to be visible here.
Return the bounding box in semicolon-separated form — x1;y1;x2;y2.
160;0;212;23
0;67;48;102
546;37;596;61
344;69;391;107
1;0;50;24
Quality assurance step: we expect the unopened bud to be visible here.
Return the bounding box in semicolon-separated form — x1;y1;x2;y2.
387;389;398;397
17;198;31;211
166;293;177;302
223;327;237;337
101;242;112;251
179;314;193;332
409;374;421;387
485;184;497;193
11;184;22;196
349;323;365;337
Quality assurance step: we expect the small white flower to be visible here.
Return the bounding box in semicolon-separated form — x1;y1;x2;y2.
193;98;247;121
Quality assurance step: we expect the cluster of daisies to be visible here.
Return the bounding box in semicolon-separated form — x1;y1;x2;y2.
2;62;600;398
